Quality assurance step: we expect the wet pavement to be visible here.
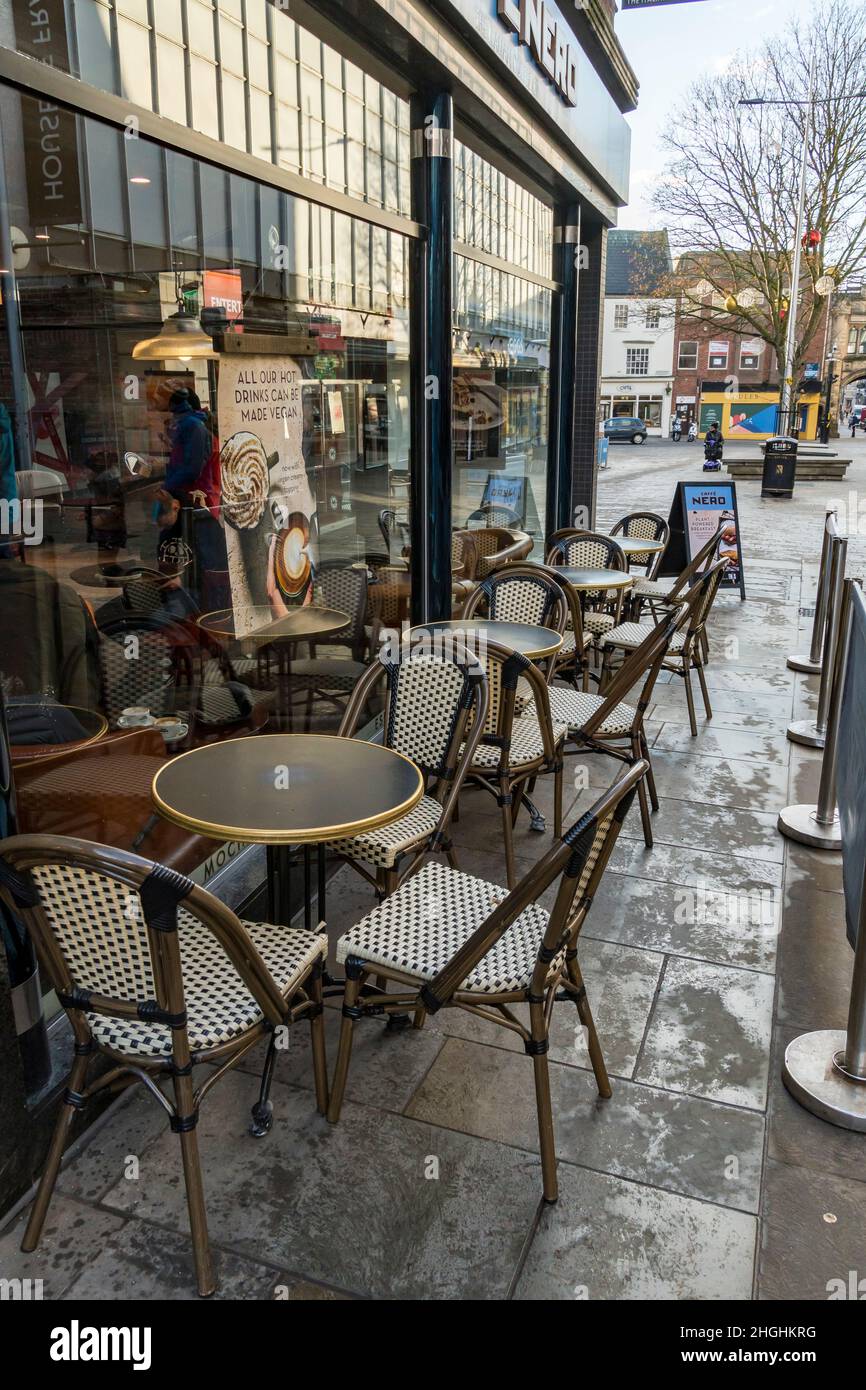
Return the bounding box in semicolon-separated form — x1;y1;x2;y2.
2;437;865;1300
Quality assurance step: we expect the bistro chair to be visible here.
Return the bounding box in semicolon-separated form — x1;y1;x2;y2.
460;562;568;665
378;507;411;557
546;529;629;665
599;559;728;736
322;644;488;896
469;526;533;579
463;639;567;889
610;512;670;579
628;524;724;627
0;836;329;1298
537;592;709;848
286;563;370;727
326;760;649;1206
465;503;523;530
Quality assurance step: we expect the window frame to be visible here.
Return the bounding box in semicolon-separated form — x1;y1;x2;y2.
677;339;698;370
625;346;650;377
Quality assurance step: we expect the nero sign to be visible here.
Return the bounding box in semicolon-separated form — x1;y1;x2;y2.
496;0;578;106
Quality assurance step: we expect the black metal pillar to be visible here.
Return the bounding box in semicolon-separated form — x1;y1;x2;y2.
547;204;580;540
409;91;453;624
571;218;607;528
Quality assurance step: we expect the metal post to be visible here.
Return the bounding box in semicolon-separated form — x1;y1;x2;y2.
777;52;816;431
782;828;866;1131
788;508;835;672
779;578;859;849
787;525;846;746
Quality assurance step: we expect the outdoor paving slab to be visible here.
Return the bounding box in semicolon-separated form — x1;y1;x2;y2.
426;936;664;1080
784;841;845;898
689;669;796;696
635;957;775;1110
616;796;784;864
0;1195;127;1300
652;724;790;766
652;684;793;717
587;872;779;974
96;1070;539;1299
407;1037;764;1213
647;749;790;814
758;1158;866;1301
608;838;784;894
59;1212;300;1301
648;701;797;734
514;1164;756;1300
767;1026;866;1185
232;1001;446;1113
58;1086;168;1204
776;882;852;1032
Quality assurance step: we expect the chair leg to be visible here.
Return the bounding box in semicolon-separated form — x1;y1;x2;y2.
327;962;363;1124
554;756;563;838
682;663;698;736
696;659;713;719
500;781;517;889
528;999;557;1203
635;765;653;848
21;1050;90;1253
566;952;612;1099
308;964;329;1117
249;1032;278;1137
640;732;660;811
173;1072;215;1297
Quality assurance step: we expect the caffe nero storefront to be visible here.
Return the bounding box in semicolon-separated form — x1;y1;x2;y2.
0;0;634;1211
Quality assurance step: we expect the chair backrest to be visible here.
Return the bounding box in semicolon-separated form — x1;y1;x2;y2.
472;528;533;578
0;837;290;1066
465;503;522;529
667;525;726;603
98;619;178;723
451;530;479;580
610;512;670;578
378;508;411;556
461;563;567;636
338;644;488;808
368;564;411;634
417;761;647;1012
312;563;368;651
546;530;626;572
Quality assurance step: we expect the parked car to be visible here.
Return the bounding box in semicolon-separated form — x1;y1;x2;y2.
603;416;647;445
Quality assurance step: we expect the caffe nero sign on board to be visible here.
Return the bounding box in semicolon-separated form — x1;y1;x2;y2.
496;0;579;106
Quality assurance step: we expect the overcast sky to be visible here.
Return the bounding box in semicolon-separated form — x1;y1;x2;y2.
615;0;816;229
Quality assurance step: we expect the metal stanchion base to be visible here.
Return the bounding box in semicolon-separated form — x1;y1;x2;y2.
786;718;825;747
787;653;822;674
777;803;842;849
782;1030;866;1132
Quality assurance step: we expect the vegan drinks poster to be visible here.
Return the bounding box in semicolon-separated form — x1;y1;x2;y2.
217;356;317;637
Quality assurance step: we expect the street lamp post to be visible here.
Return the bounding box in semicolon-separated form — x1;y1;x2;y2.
778;53;817;435
822;342;838;443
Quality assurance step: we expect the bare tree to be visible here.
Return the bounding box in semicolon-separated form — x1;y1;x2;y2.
651;0;866;378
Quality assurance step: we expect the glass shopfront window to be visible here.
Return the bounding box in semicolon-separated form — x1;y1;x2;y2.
1;0;413;219
0;80;411;875
452;145;552;546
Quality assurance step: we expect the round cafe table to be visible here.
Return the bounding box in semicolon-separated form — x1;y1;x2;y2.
409;618;563;660
551;567;634;593
606;536;665;560
152;733;424;929
7;702;109;764
199;606;350;725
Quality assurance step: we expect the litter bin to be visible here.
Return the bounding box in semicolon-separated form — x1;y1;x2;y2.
762;435;797;499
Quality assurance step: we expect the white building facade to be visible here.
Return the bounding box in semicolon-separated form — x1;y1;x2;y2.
600;230;676;437
600;296;676;435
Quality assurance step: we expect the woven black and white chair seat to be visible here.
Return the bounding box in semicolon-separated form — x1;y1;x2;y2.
630;576;676;600
336;861;563;994
468;714;567;769
582;612;616;638
600;621;686;655
87;913;327;1058
324;793;443;869
545;687;637;738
